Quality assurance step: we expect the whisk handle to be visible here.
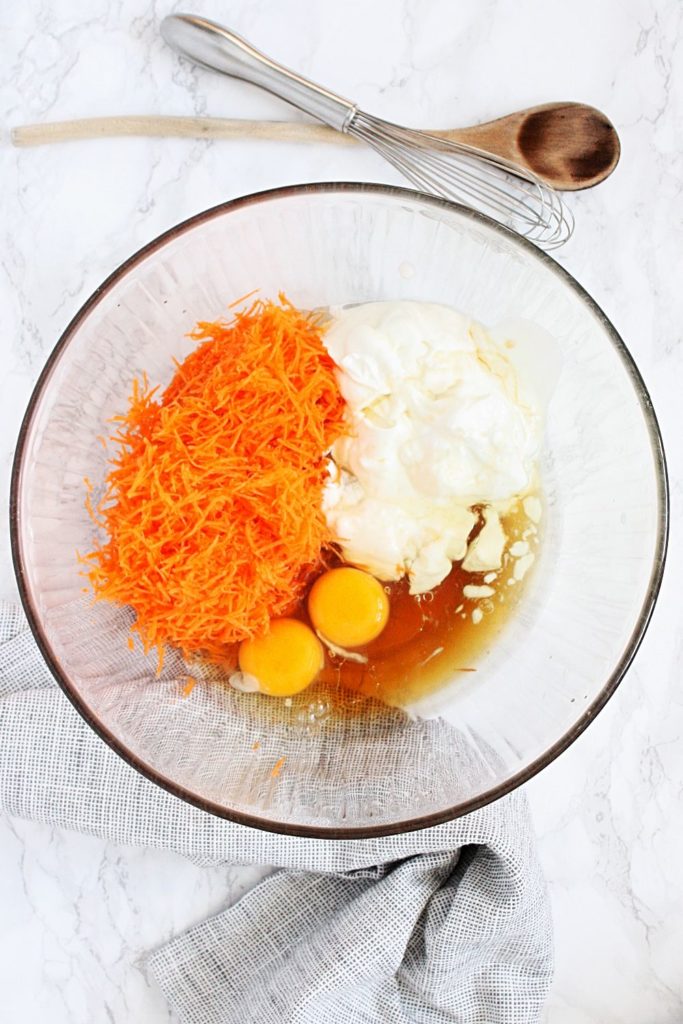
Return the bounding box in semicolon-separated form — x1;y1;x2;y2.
161;14;357;132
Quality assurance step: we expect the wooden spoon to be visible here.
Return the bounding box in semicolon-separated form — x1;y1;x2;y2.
11;101;620;191
451;102;620;191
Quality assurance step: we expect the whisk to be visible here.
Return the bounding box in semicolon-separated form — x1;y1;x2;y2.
161;14;573;250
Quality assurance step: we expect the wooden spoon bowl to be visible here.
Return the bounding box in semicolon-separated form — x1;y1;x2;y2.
448;102;621;191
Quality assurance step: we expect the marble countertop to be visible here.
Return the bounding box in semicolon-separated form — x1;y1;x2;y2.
1;0;681;1020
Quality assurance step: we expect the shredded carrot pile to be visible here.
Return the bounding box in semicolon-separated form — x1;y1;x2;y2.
83;297;345;662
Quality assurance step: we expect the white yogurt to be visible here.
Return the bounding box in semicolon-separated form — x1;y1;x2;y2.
322;301;541;593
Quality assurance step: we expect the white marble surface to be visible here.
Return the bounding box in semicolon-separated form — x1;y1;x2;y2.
1;0;681;1020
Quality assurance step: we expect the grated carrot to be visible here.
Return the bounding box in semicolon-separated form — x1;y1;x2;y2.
83;297;345;662
270;756;286;778
181;676;197;698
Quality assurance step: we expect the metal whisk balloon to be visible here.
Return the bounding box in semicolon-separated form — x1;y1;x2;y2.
162;14;573;250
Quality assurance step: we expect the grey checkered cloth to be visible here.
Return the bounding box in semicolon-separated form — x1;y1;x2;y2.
0;601;553;1023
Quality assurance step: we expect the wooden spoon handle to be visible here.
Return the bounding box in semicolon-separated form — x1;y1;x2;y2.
12;114;468;148
12;115;365;147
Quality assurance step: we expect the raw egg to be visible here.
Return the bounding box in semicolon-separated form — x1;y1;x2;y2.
308;567;390;647
238;618;323;697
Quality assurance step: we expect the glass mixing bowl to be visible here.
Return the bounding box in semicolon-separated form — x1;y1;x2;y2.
11;184;668;837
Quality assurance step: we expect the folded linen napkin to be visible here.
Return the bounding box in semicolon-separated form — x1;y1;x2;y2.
0;600;552;1023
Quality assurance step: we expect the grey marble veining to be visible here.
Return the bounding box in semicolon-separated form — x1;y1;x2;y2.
1;0;682;1021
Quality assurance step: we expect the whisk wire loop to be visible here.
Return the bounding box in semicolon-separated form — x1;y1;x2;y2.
348;111;574;250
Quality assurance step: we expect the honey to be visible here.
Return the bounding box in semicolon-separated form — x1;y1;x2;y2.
310;498;539;711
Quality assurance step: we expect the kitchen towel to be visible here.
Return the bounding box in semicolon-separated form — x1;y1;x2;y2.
0;600;553;1023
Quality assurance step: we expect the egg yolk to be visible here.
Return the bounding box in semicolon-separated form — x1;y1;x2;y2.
238;618;323;697
308;567;390;648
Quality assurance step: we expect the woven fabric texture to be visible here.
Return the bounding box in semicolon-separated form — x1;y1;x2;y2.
0;602;553;1023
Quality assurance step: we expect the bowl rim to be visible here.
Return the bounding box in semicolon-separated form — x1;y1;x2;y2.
10;181;670;839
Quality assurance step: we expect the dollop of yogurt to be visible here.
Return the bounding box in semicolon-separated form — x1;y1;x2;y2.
322;301;540;594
